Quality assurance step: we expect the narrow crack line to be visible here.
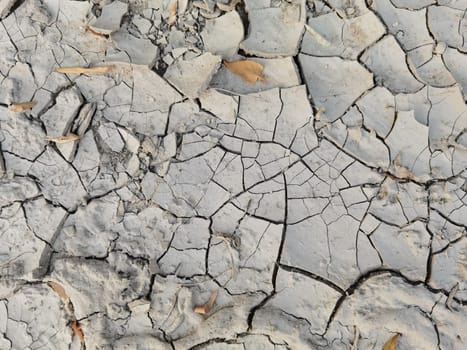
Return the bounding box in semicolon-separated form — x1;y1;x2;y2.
363;229;385;265
1;0;467;348
187;337;238;350
243;222;270;266
156;228;177;264
271;88;285;142
324;266;464;334
278;263;345;294
430;234;465;255
205;216;215;277
19;203;53;249
411;304;441;349
429;206;466;228
235;210;284;226
460;8;467;49
425;176;436;284
246;173;288;330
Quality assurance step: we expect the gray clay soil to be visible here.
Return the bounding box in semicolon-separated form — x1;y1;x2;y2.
0;0;466;349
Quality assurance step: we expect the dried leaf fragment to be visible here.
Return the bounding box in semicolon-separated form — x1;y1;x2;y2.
46;133;80;144
84;25;109;37
55;65;114;75
194;290;218;316
48;281;69;301
9;101;37;112
224;60;266;84
382;333;401;350
392;153;415;180
392;166;414;180
168;0;177;25
71;321;85;343
315;107;324;121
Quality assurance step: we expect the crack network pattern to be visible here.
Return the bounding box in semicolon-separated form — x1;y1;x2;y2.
0;0;466;349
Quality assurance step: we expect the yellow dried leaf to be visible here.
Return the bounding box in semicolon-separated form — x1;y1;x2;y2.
224;60;266;84
383;334;400;350
48;281;69;301
194;290;218;316
71;321;85;343
9;101;37;112
55;65;114;75
46;133;80;144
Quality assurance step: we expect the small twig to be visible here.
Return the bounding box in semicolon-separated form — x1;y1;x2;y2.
446;282;459;311
83;25;109;38
212;234;238;281
304;24;331;47
350;325;359;350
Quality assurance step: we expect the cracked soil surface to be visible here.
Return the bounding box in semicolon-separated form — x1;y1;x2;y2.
0;0;466;349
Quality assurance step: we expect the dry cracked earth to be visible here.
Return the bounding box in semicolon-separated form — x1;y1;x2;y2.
0;0;466;349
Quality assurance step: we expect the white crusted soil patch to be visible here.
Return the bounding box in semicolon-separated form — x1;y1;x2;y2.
0;0;466;348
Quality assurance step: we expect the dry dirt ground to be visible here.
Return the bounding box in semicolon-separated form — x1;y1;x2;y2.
0;0;466;349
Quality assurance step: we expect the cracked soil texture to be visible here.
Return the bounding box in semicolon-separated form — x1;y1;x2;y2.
0;0;466;349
